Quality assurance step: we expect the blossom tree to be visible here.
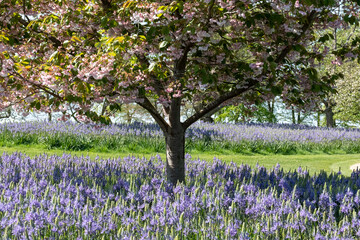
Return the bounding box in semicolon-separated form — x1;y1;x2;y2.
1;0;360;184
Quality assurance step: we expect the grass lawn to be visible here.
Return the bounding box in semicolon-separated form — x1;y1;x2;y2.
1;145;359;176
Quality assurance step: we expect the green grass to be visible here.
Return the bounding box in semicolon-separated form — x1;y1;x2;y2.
3;128;360;155
1;145;359;176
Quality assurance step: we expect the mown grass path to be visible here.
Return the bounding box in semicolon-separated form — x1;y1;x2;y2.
1;145;358;176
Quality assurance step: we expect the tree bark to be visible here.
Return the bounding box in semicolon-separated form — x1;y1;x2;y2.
165;127;185;184
323;100;336;128
324;106;335;128
165;98;185;184
266;100;276;123
297;111;301;124
194;102;222;123
291;106;296;124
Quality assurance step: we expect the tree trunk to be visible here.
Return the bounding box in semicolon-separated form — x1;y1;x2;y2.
165;127;185;184
324;106;335;128
165;98;186;185
291;106;296;124
267;101;276;123
297;111;301;124
136;97;186;185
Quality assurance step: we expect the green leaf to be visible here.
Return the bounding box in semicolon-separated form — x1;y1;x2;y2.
159;41;168;49
162;26;170;35
307;68;318;81
71;36;81;43
109;103;121;111
105;37;114;45
35;102;41;110
148;62;156;72
63;40;70;47
49;51;58;62
270;61;277;75
271;86;282;95
147;27;156;40
138;87;145;96
311;84;321;92
123;0;135;8
16;84;22;90
8;37;15;46
115;36;125;43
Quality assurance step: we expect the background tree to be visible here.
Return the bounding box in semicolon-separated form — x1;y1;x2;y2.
214;104;252;123
333;61;360;125
1;0;360;184
312;1;360;127
289;105;313;124
214;100;277;124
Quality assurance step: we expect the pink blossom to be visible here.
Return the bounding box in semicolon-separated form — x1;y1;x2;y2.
331;58;342;66
250;62;264;69
173;90;182;98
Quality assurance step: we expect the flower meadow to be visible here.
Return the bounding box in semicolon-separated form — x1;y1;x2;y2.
1;152;360;239
2;121;360;154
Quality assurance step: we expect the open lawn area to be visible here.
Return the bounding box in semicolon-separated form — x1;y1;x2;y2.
2;145;359;176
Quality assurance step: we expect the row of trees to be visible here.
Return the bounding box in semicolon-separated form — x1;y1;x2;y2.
1;0;360;183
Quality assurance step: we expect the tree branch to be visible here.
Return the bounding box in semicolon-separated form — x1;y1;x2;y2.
100;0;112;10
135;53;166;96
18;18;63;48
0;90;38;110
183;10;319;130
183;80;257;129
68;105;81;123
22;0;30;23
135;53;171;114
10;71;63;100
275;10;317;63
206;0;215;26
174;44;193;78
136;97;169;133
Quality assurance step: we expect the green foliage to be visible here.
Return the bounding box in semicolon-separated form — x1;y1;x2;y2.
333;61;360;124
214;101;277;124
214;105;249;123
